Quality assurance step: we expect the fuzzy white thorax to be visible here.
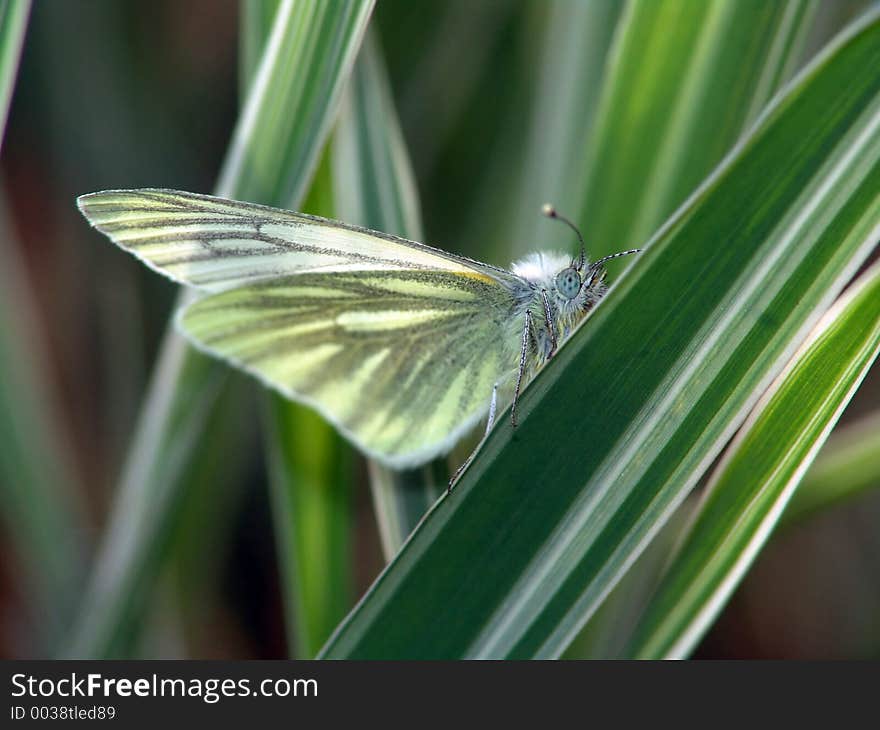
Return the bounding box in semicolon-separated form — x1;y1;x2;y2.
510;250;573;285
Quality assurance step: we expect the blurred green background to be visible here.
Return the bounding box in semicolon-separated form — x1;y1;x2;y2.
1;0;878;659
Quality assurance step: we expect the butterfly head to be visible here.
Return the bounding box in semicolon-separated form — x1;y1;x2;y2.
538;203;641;308
511;251;603;318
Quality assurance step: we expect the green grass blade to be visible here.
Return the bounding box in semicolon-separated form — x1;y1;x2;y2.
625;258;880;659
241;0;355;661
239;0;281;99
505;0;622;257
782;409;880;525
365;463;446;560
563;492;697;659
66;0;375;658
218;0;374;205
334;32;423;240
333;36;424;240
162;377;256;659
319;11;880;658
265;388;353;658
64;340;230;658
0;0;28;142
264;147;355;658
579;0;818;257
333;31;444;558
0;0;85;652
0;203;85;651
245;0;356;660
253;1;374;656
124;0;281;646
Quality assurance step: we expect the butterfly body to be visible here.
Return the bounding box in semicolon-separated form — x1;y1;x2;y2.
78;189;634;469
508;251;607;366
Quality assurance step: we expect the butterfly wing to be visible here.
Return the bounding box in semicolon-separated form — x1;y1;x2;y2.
77;188;521;292
179;269;517;467
78;188;528;466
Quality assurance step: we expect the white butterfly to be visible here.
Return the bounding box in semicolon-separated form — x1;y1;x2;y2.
78;189;638;470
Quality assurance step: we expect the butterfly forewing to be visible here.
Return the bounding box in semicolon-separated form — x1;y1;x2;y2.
180;269;515;467
77;189;520;293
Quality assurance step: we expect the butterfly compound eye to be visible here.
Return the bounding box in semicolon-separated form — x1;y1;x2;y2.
555;267;581;299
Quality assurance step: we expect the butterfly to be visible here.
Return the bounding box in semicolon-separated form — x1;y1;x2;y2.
78;189;639;473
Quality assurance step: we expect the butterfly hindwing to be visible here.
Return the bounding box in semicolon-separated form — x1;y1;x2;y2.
179;268;516;467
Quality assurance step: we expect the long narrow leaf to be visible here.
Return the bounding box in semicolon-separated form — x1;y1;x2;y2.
625;258;880;659
0;0;28;141
240;0;353;660
320;11;880;658
579;0;818;257
253;1;374;656
239;0;281;99
782;409;880;525
67;0;375;658
0;202;85;651
218;0;374;206
264;149;356;658
505;0;622;257
0;1;86;653
333;31;443;558
141;0;290;662
505;0;817;655
265;390;353;658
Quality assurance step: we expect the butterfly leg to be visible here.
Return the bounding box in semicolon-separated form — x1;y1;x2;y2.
540;289;558;357
510;310;534;428
447;383;499;494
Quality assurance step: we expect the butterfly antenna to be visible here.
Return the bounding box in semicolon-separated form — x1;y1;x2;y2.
589;248;642;272
542;203;587;270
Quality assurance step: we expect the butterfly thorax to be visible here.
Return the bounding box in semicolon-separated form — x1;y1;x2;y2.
510;251;607;364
